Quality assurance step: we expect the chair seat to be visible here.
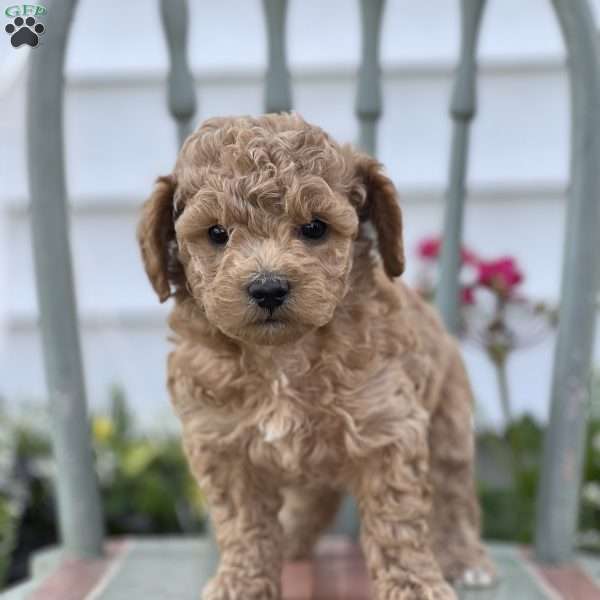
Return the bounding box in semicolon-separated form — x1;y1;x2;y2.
3;536;600;599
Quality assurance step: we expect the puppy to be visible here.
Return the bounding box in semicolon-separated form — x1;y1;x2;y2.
138;113;494;599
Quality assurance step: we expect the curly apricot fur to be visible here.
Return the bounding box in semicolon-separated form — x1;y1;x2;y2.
138;114;494;599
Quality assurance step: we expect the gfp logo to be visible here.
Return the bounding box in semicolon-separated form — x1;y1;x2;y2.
4;4;46;48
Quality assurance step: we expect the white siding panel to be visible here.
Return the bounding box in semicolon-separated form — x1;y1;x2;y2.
4;65;570;202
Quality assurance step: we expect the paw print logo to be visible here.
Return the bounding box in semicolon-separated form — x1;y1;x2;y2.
5;16;45;48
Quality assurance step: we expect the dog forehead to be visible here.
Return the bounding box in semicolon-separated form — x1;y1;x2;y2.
175;165;352;224
173;115;360;230
182;172;350;223
176;116;351;189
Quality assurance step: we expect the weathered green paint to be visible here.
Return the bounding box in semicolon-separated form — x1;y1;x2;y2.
356;0;385;156
262;0;292;113
160;0;197;146
435;0;486;334
26;0;104;559
535;0;600;564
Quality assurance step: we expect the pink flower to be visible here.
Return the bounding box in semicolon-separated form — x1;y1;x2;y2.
461;287;476;305
477;257;523;297
417;237;441;260
461;247;479;266
416;236;478;265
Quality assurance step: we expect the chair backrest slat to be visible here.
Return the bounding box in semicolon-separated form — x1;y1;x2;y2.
262;0;292;113
26;0;104;559
435;0;486;334
535;0;600;564
160;0;197;146
356;0;385;156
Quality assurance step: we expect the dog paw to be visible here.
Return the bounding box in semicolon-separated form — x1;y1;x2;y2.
455;566;497;588
440;551;497;590
202;571;280;600
5;16;45;48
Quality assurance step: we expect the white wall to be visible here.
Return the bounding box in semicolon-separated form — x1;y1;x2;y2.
1;0;599;428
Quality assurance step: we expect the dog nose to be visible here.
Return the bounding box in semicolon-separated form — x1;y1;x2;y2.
248;277;289;311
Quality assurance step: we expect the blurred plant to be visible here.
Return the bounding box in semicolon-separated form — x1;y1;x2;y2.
92;386;205;535
0;500;17;589
579;370;600;551
464;259;557;427
0;387;205;589
415;236;558;426
477;378;600;549
0;407;54;588
477;414;543;543
0;413;23;589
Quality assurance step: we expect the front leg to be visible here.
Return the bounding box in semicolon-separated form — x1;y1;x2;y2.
185;441;283;600
353;405;456;600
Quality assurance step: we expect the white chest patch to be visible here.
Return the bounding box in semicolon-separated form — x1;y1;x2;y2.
258;419;289;443
258;372;297;443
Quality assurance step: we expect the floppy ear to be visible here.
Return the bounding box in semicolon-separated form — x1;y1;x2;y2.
137;175;184;302
353;155;405;278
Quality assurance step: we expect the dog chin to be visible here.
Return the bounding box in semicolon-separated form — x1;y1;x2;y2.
222;318;312;346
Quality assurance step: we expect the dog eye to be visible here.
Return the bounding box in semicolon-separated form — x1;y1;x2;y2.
300;219;328;241
208;224;229;245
